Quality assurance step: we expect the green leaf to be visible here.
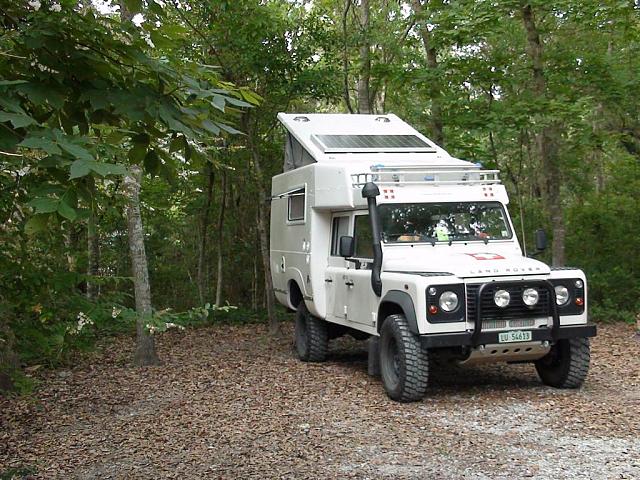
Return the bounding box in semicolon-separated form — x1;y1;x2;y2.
211;95;226;112
128;144;147;163
124;0;143;13
57;136;93;162
0;111;37;128
148;0;164;16
201;120;221;135
0;80;28;86
61;189;78;209
24;215;49;235
28;197;59;214
169;136;184;153
90;162;128;177
239;89;263;105
143;150;161;176
216;122;243;135
69;160;91;179
57;201;77;221
223;97;252;108
19;137;62;155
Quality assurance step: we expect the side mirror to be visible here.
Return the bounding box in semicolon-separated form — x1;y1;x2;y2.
535;229;547;251
339;235;355;258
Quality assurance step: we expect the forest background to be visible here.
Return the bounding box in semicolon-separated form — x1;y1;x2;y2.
1;0;639;390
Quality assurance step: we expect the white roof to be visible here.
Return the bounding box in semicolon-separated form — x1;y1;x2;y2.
278;113;463;166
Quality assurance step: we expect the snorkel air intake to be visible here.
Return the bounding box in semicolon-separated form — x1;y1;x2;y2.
362;182;383;297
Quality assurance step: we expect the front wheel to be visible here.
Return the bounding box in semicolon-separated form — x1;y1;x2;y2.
294;302;328;362
535;337;591;388
379;314;429;402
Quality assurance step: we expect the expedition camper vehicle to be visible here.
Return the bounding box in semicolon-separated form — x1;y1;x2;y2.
270;113;596;402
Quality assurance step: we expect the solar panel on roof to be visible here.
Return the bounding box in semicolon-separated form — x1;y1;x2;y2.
313;134;434;153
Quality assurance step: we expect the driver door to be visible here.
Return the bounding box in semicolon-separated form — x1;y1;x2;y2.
326;214;351;320
344;213;379;327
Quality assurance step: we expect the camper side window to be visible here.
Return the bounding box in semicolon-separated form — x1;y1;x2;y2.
354;215;374;259
330;216;350;255
287;188;305;222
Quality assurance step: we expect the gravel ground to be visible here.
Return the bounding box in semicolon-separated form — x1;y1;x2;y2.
1;322;639;479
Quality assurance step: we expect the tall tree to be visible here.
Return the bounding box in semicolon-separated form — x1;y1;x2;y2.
411;0;444;145
522;3;565;266
118;1;159;366
357;0;372;114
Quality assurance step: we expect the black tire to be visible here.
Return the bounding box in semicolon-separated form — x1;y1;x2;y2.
379;314;429;402
294;302;328;362
535;337;591;388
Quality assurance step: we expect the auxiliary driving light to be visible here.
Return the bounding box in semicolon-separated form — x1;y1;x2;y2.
439;291;459;312
494;289;510;308
554;285;570;306
522;288;539;306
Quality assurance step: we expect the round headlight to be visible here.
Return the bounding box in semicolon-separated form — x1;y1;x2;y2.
494;289;510;308
439;291;459;312
522;288;539;306
575;280;583;289
555;285;570;305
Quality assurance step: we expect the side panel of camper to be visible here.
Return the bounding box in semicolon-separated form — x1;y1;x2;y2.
270;167;314;311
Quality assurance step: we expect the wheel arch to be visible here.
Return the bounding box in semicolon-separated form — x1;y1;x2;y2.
378;290;419;335
288;279;304;309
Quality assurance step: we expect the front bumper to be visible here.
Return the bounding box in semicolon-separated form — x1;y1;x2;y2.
420;323;597;349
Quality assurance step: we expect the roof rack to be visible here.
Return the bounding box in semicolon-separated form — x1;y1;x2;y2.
351;164;500;188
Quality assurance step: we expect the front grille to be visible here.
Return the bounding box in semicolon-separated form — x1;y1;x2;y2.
467;283;550;322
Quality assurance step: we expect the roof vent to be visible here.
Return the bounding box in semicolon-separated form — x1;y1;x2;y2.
375;116;390;123
293;116;310;122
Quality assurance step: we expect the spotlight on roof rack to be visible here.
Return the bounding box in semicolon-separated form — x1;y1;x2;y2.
375;116;390;123
293;116;310;122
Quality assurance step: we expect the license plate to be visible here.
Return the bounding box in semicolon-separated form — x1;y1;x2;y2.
498;330;532;343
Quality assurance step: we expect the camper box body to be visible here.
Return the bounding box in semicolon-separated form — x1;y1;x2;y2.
270;113;595;401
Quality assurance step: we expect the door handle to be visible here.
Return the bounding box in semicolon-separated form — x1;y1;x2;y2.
325;279;333;283
345;281;354;287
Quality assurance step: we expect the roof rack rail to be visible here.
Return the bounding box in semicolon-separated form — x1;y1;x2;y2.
351;167;500;188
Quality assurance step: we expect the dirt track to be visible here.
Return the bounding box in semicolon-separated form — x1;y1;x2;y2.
1;322;639;479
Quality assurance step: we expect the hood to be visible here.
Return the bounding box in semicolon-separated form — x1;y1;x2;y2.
382;247;550;278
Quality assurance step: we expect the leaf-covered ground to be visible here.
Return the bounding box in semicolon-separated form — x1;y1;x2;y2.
1;322;639;479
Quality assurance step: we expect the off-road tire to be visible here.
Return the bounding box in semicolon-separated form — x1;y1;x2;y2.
294;302;328;362
535;337;590;388
379;314;429;402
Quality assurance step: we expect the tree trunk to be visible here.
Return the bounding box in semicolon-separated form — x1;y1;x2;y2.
412;0;444;146
357;0;372;114
0;321;18;392
86;199;100;300
215;170;227;306
124;165;160;366
242;114;280;336
342;0;354;114
522;4;565;266
63;228;76;273
197;163;215;304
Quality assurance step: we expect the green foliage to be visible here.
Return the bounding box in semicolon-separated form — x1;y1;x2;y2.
0;465;37;480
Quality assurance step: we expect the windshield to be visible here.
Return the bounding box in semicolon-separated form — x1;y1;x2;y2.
380;202;512;243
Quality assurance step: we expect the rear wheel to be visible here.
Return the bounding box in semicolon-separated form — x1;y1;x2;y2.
535;337;590;388
294;302;328;362
379;314;429;402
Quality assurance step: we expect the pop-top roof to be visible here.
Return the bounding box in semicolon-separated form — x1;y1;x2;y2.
278;113;446;161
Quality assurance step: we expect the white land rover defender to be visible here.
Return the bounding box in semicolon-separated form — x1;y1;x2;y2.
270;113;596;402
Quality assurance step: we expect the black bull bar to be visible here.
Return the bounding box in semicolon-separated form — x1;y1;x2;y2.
419;279;597;349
